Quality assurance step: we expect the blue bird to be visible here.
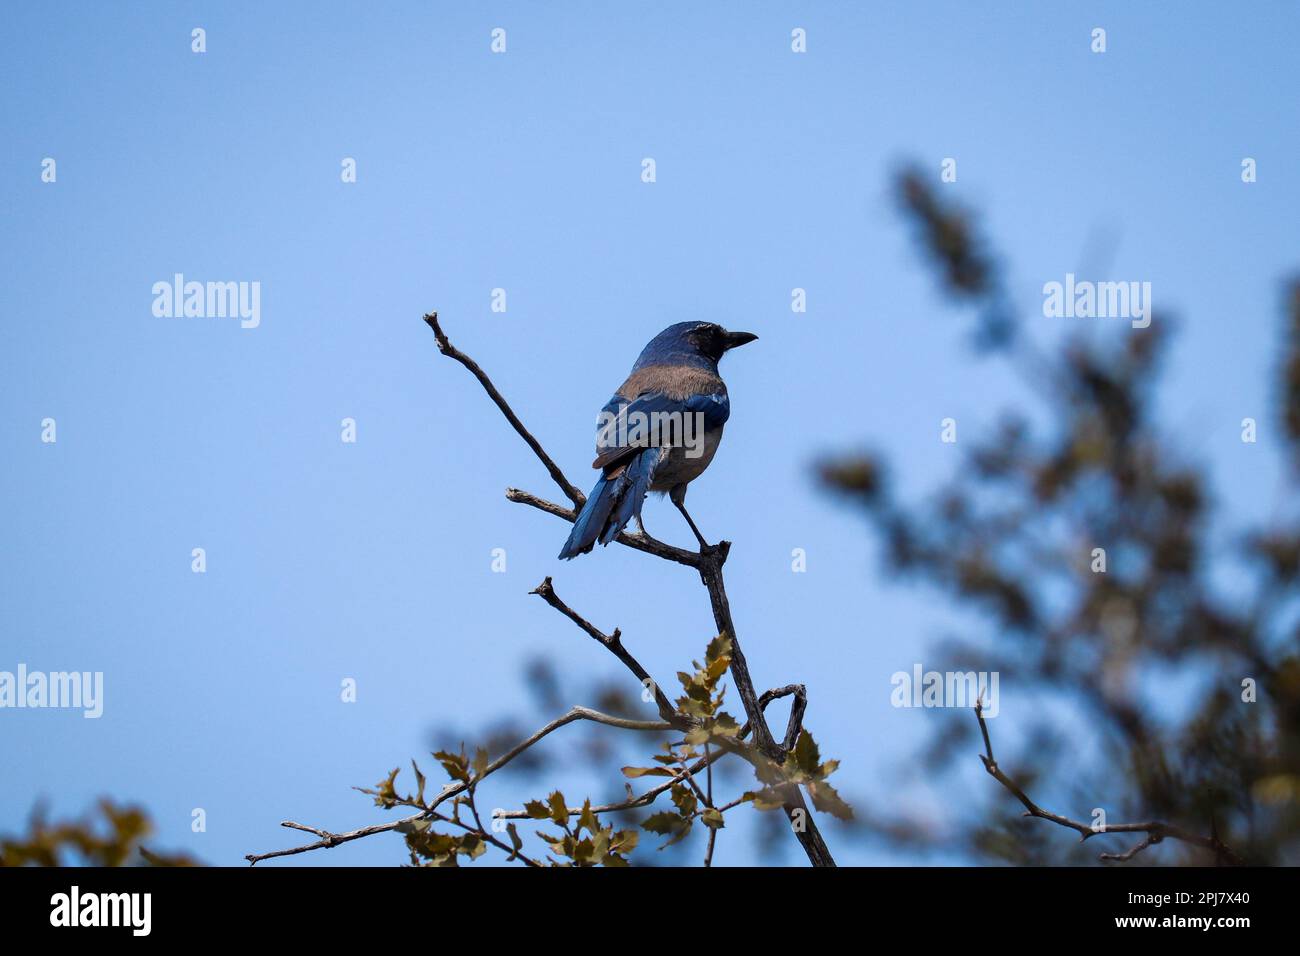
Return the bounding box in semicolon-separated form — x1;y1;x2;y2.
558;322;758;559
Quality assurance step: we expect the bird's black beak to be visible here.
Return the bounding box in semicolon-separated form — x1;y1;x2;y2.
723;330;759;351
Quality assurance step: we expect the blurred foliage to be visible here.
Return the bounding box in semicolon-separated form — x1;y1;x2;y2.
816;166;1300;865
0;800;200;867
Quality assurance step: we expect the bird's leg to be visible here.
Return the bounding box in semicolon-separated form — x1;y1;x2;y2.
634;513;648;536
670;484;710;551
676;503;710;550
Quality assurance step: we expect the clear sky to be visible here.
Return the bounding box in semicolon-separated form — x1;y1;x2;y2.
2;2;1296;866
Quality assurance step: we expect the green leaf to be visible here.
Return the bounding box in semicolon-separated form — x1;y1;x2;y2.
411;761;427;806
641;810;692;848
523;799;552;820
546;790;569;826
577;799;600;836
473;747;490;779
371;767;402;809
536;831;567;854
705;633;732;666
622;766;674;778
640;811;684;835
405;828;459;862
610;829;639;855
683;727;711;745
807;780;855;821
791;731;822;776
434;749;471;783
506;822;523;861
572;836;596;865
741;787;787;811
752;753;787;785
588;829;610;862
704;656;730;686
701;808;725;829
458;833;488;859
710;713;741;738
670;784;698;818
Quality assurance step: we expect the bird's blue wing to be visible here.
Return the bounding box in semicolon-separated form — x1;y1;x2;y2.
592;389;730;469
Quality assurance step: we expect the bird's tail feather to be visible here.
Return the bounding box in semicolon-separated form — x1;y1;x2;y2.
558;474;617;559
558;448;662;559
600;448;660;545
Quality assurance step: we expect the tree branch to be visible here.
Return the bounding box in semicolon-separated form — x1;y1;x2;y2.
245;705;669;865
696;546;836;866
758;684;808;753
424;312;585;508
530;576;681;724
505;488;701;567
974;703;1244;865
245;674;815;864
421;310;836;867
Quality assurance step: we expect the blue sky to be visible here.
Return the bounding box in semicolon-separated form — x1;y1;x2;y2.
2;2;1296;866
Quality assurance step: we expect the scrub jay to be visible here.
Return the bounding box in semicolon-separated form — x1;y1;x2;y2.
558;322;757;559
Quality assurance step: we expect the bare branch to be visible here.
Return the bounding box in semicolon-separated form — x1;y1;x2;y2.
492;686;804;823
244;818;406;866
704;742;718;867
530;576;681;724
696;547;837;866
506;488;701;567
245;665;825;864
423;312;585;508
695;545;772;755
758;684;808;754
974;703;1244;865
493;750;725;820
1098;834;1158;863
245;705;669;865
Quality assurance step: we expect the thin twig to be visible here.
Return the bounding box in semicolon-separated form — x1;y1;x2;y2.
758;684;808;754
704;742;718;867
506;488;701;567
530;576;681;724
424;312;585;508
245;667;807;863
974;703;1244;865
245;706;669;865
491;749;727;820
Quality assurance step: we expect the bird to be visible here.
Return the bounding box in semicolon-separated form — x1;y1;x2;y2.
558;321;758;559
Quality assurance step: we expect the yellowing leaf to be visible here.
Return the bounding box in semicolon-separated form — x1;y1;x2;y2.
434;750;471;783
791;731;822;776
807;780;854;820
523;799;551;820
546;790;569;826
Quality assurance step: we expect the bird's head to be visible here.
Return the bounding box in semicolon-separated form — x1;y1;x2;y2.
635;321;759;371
